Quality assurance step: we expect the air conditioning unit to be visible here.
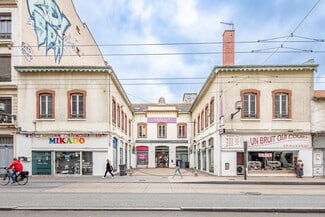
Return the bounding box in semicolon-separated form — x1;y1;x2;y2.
237;165;244;175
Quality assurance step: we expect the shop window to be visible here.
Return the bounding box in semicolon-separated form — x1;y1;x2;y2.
137;123;147;138
0;55;11;82
177;123;187;138
55;152;81;174
82;152;93;175
68;90;86;119
241;89;260;119
273;89;291;119
37;90;55;119
209;138;214;172
136;146;148;166
0;14;11;39
248;151;297;173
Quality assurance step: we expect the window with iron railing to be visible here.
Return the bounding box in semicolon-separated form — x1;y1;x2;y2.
0;98;14;124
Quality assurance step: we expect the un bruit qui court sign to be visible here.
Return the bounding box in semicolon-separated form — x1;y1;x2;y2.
224;134;311;149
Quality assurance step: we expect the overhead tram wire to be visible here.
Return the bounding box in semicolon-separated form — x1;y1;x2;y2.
14;38;325;49
12;49;325;58
262;0;321;63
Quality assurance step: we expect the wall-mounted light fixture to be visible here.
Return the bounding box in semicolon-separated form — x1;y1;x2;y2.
231;100;242;119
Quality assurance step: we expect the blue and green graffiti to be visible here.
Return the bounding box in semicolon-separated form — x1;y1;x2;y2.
27;0;71;63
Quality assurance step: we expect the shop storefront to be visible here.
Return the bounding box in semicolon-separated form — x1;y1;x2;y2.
175;146;189;168
17;133;110;176
222;133;312;176
136;146;148;167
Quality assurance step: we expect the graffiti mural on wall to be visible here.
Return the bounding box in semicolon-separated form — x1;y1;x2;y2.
27;0;71;63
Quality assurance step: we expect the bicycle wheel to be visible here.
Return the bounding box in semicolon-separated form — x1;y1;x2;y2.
16;175;28;185
0;173;10;185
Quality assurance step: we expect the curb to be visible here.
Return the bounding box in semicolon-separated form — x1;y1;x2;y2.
1;206;325;213
26;179;325;185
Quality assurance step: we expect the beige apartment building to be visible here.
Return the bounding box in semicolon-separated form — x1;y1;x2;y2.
132;96;192;169
0;0;18;167
0;0;134;176
190;30;317;177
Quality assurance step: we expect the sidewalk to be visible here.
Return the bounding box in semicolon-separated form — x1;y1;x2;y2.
30;168;325;185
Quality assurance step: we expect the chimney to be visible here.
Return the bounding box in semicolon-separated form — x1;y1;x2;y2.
222;30;235;66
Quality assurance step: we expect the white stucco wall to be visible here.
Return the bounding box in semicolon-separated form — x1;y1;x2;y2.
311;100;325;132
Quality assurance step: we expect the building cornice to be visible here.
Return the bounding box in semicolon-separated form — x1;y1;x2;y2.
213;64;318;72
15;66;111;73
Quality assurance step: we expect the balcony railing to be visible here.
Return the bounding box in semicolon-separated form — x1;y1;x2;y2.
0;113;15;124
0;33;11;40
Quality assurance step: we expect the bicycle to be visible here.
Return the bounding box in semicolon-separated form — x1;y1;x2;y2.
0;167;29;185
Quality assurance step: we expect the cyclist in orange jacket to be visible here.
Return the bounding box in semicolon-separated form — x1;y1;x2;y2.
7;158;23;183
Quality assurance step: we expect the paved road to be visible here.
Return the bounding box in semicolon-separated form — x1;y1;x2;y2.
1;168;325;213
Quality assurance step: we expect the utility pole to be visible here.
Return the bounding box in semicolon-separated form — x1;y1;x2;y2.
243;141;248;180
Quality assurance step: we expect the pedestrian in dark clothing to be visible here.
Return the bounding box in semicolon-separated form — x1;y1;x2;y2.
295;159;304;178
103;159;114;178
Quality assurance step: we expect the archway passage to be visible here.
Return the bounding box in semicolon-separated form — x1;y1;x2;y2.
155;146;169;168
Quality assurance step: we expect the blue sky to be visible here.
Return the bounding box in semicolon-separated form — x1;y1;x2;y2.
73;0;325;103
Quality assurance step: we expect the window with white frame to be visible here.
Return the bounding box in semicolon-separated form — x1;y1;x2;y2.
68;90;86;119
243;93;256;118
0;14;11;39
177;123;187;138
40;93;53;118
71;94;83;118
157;123;166;138
137;123;147;138
0;97;12;123
275;93;288;118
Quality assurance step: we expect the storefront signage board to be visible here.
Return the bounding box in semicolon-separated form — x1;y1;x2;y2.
147;117;177;123
222;134;311;150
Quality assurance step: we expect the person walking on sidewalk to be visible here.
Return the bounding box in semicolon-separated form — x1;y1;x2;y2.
173;158;183;179
103;159;114;178
295;159;304;178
